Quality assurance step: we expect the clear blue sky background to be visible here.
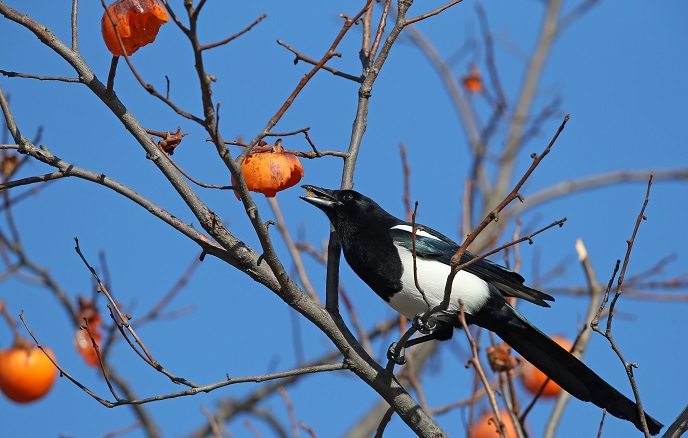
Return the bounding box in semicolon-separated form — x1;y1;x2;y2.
1;1;686;437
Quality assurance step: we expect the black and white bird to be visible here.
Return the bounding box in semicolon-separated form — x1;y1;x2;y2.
301;185;662;436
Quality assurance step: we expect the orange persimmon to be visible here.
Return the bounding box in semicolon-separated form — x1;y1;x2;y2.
233;140;304;199
0;345;57;403
77;295;102;329
101;0;170;56
471;410;518;438
73;296;104;367
75;328;102;367
521;335;574;397
462;65;483;93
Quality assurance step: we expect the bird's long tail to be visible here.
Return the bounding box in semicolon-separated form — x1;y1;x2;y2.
484;305;663;435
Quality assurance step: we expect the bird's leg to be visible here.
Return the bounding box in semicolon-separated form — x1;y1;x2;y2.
412;313;436;335
387;342;407;365
386;324;454;365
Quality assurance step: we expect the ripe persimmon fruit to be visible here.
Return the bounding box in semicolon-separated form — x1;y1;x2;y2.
462;65;483;93
0;345;57;403
521;335;574;397
75;328;102;367
471;409;518;438
463;76;483;93
75;296;103;367
101;0;170;57
234;140;304;199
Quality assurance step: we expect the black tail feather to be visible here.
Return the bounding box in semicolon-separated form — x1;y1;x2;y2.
475;303;663;435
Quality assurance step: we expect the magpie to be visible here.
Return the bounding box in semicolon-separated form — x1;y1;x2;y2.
301;185;662;435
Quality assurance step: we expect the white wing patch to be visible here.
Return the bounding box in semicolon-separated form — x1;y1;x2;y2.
390;224;443;241
389;243;490;319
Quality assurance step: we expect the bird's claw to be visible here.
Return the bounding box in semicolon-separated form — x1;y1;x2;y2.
387;342;407;365
413;313;435;335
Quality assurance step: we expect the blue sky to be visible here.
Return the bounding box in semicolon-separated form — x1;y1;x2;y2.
0;1;686;437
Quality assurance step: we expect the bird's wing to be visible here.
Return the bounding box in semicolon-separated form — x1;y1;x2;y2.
390;225;554;307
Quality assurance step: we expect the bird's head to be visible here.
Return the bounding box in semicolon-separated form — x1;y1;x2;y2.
300;185;396;233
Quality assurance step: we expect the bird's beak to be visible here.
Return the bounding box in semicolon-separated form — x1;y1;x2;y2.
300;185;341;210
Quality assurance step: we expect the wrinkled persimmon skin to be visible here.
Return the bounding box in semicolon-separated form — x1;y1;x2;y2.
234;146;304;199
242;153;304;197
101;0;170;56
0;347;57;403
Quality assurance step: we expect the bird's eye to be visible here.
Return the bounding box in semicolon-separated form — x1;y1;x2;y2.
342;193;353;202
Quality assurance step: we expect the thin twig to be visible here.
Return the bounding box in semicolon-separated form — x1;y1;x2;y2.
403;23;481;158
200;14;267;51
400;144;412;221
74;236;200;388
20;317;349;409
596;410;607;438
494;0;562;206
0;171;66;190
277;40;364;83
470;218;566;268
405;0;465;26
200;406;223;438
20;312;114;406
368;0;392;65
591;173;655;438
100;421;143;438
278;387;299;438
0;89;224;256
70;0;79;51
263;126;310;137
467;343;483;437
404;358;431;414
299;421;318;438
542;238;605;437
374;407;395;438
106;56;118;94
339;286;372;354
559;0;601;32
0;300;23;342
267;197;322;306
458;300;509;438
225;140;345;159
428;115;568;321
504;169;688;220
80;319;122;401
111;362;349;407
242;0;374;165
190;318;401;438
409;202;432;312
0;70;81;82
158;144;234;190
475;4;507;106
136;254;202;325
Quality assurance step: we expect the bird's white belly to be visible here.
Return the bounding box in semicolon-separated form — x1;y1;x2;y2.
389;244;491;319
